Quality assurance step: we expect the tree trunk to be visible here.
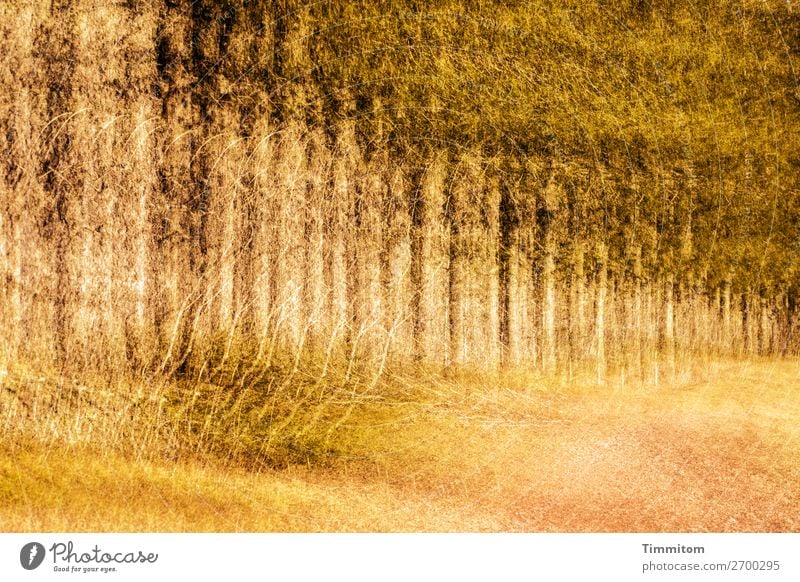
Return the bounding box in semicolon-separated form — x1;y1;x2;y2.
412;153;449;364
571;243;586;364
664;274;675;377
595;242;607;385
542;243;556;372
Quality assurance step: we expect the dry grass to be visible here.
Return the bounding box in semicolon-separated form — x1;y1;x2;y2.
1;358;798;532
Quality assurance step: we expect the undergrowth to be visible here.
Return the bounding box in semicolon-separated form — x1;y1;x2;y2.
1;351;799;531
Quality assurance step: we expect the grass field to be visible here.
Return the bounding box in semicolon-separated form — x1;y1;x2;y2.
1;359;798;532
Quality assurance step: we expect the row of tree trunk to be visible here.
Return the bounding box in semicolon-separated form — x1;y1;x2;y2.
0;1;796;381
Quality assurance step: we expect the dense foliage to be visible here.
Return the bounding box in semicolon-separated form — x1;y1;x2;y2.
224;0;800;292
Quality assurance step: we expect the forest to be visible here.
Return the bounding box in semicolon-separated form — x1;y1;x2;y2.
0;0;798;532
